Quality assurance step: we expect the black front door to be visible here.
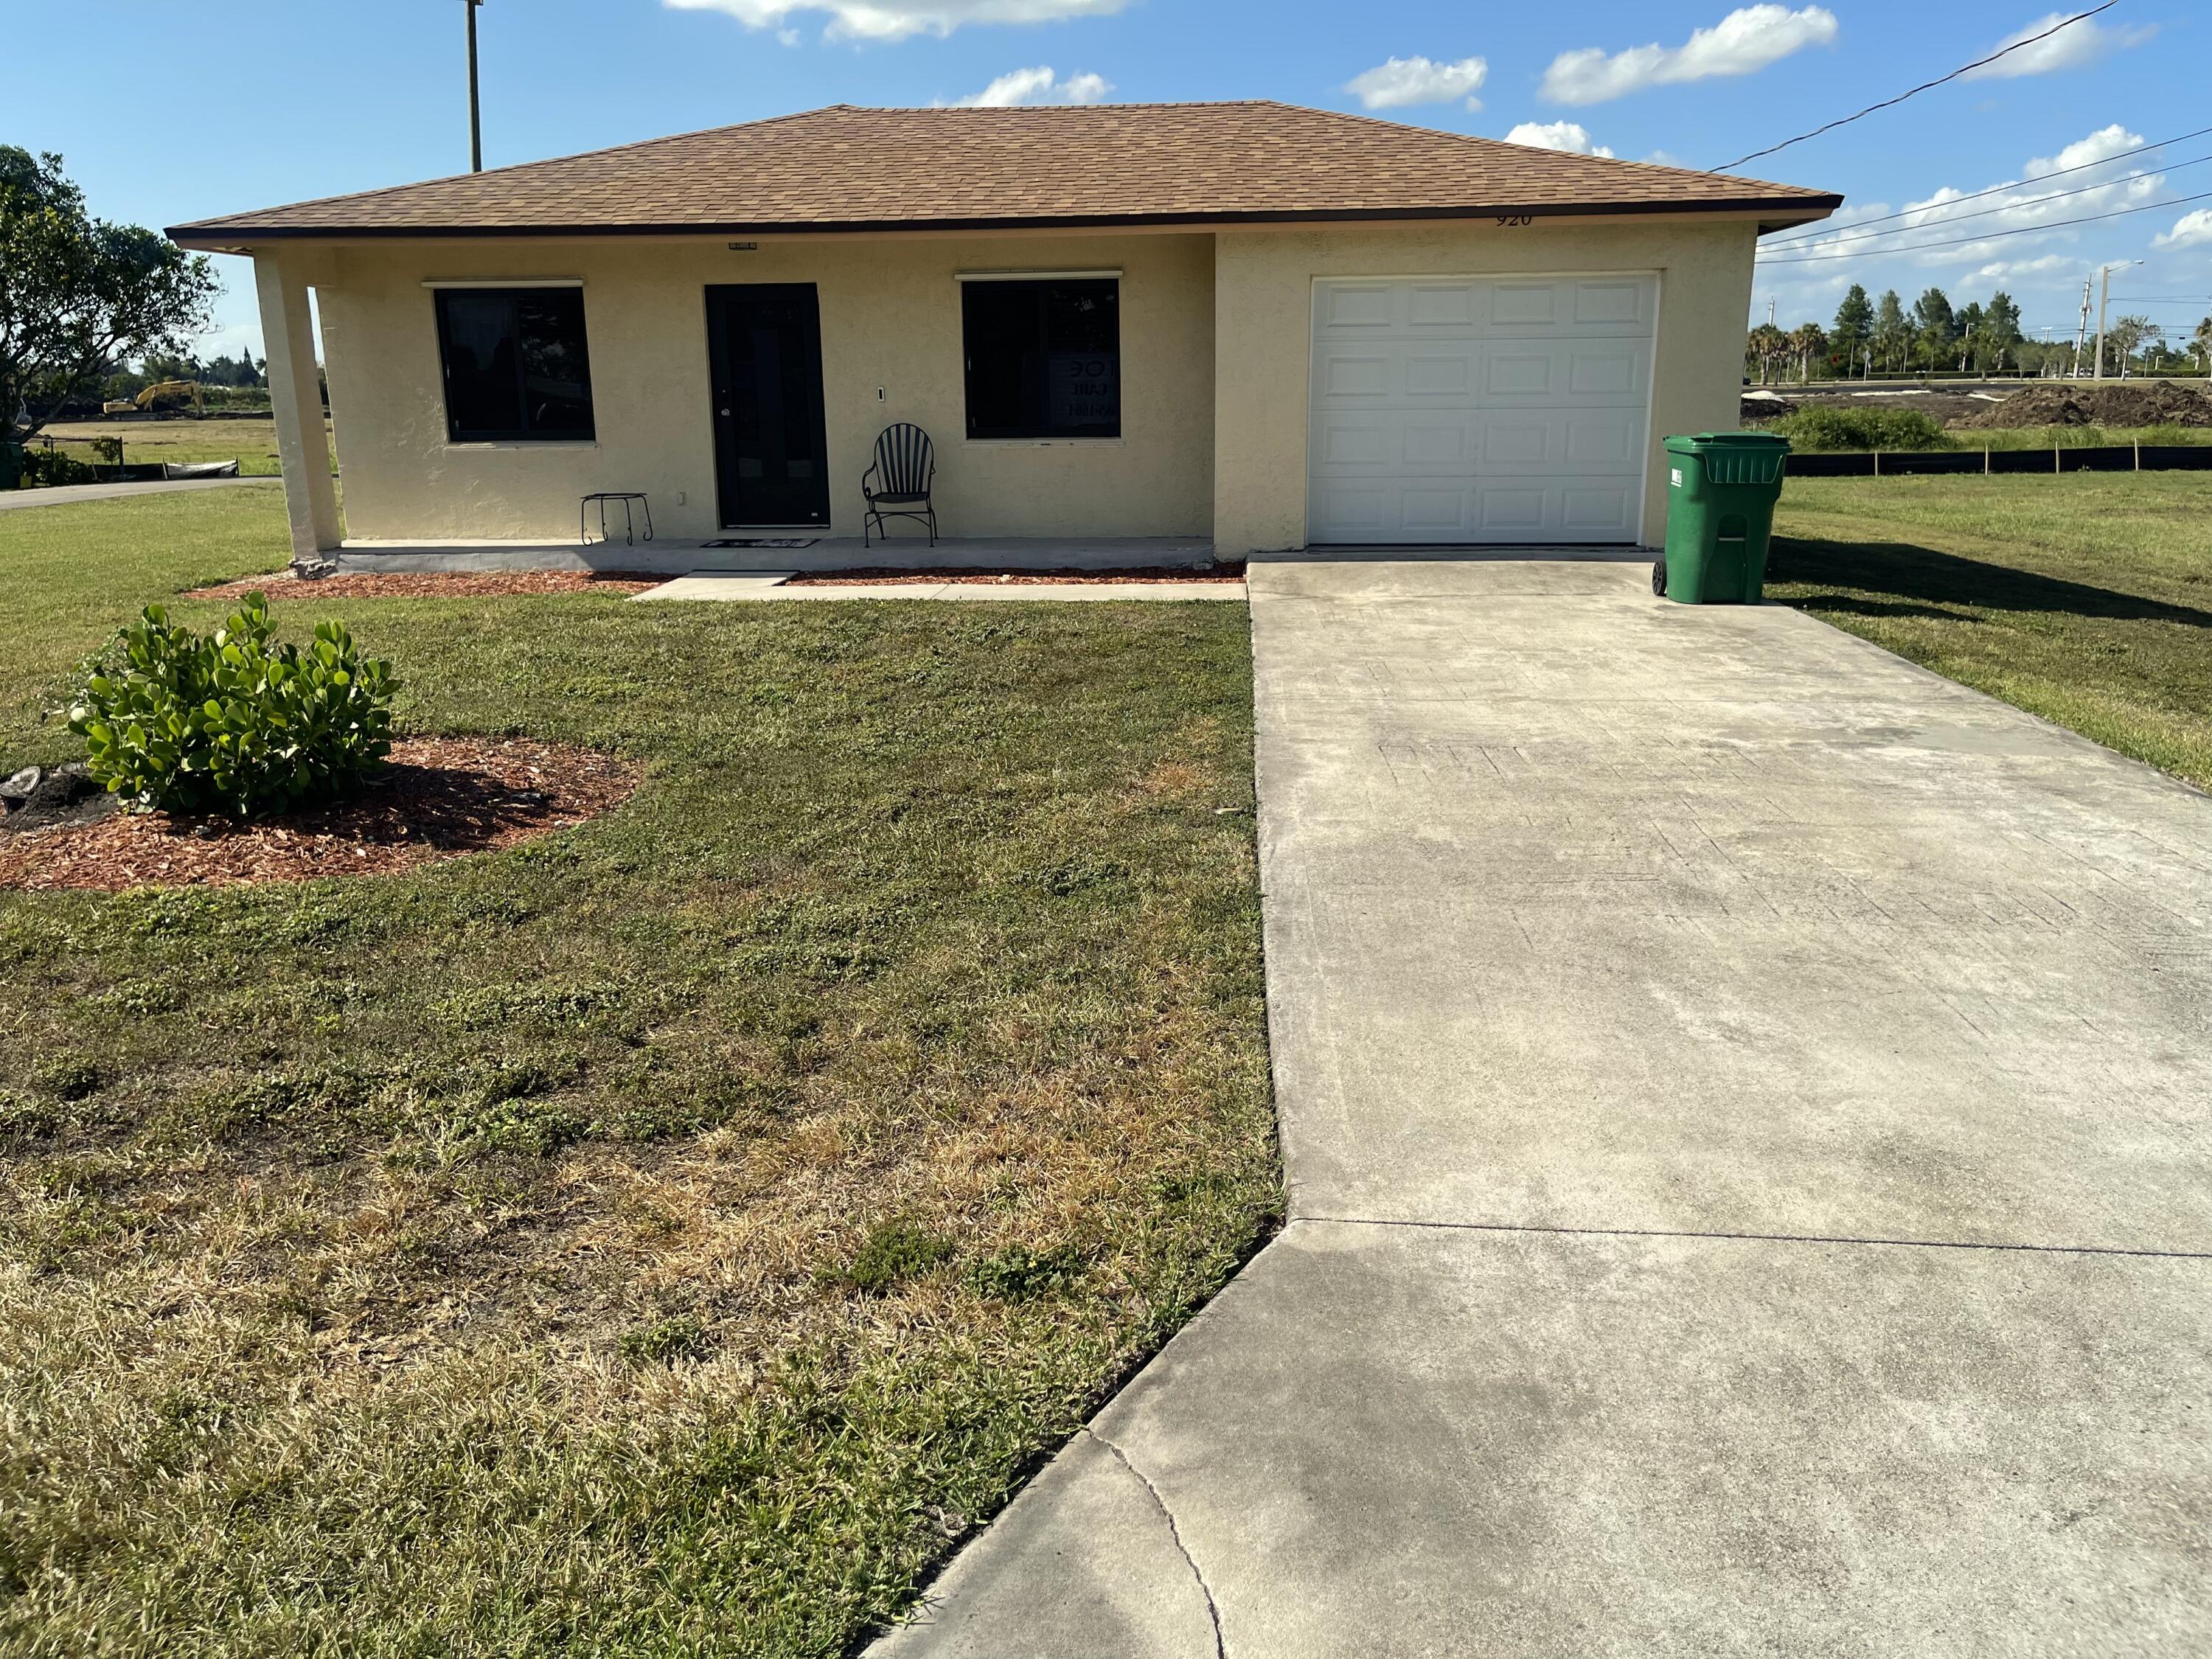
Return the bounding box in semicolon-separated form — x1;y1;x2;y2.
706;284;832;528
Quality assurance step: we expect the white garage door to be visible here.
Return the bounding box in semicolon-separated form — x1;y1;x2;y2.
1307;276;1657;545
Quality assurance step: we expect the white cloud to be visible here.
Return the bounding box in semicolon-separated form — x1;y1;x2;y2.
1504;121;1615;159
1962;12;2158;80
1966;254;2074;280
1540;6;1837;105
2152;209;2212;251
939;65;1111;106
665;0;1124;44
1763;125;2161;271
1345;55;1488;111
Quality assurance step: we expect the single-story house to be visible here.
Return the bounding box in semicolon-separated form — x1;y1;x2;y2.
168;102;1838;563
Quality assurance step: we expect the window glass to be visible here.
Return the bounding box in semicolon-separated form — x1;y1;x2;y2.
961;279;1119;439
435;288;594;441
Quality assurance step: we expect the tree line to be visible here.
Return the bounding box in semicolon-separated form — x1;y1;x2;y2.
3;147;218;440
1748;283;2212;383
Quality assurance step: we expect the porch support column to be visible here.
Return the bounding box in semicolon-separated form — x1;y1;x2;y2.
252;251;340;559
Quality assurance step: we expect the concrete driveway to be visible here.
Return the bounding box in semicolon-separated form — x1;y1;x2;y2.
878;557;2212;1656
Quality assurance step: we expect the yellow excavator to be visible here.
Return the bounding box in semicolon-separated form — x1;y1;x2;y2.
133;380;206;415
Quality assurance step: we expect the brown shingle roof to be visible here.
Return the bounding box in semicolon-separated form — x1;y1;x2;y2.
168;102;1839;247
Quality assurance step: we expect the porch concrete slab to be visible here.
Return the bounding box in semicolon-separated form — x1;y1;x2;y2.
633;574;1246;602
333;535;1217;577
1253;559;2212;1251
883;1221;2212;1658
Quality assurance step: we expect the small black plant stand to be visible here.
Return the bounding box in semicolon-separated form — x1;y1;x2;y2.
581;493;653;547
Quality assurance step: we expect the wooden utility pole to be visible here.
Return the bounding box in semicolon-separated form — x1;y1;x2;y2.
467;0;484;173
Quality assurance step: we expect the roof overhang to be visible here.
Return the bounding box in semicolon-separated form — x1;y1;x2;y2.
169;194;1845;254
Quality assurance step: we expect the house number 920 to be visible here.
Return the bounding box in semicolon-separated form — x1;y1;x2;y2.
1495;215;1534;227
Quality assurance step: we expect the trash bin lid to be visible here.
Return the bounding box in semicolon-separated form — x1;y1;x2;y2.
1666;430;1792;451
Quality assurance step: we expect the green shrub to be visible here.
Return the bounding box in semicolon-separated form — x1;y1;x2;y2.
21;447;100;487
1763;405;1951;452
68;593;399;818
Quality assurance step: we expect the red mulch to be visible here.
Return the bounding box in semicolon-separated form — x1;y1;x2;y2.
0;738;641;892
784;564;1247;585
185;571;662;600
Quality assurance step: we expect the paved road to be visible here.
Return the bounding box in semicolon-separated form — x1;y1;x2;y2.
0;475;274;512
878;558;2212;1657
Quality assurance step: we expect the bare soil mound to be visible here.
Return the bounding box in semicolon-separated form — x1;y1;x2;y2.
0;737;640;891
1958;380;2212;429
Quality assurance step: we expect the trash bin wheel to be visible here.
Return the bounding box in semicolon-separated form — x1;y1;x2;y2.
1650;559;1668;598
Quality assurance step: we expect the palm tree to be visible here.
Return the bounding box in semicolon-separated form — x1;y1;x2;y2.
1786;321;1828;383
2192;316;2212;375
1745;323;1788;386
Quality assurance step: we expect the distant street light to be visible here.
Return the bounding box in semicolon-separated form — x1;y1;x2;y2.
467;0;484;173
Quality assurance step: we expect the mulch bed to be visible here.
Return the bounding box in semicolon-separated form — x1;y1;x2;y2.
185;571;662;600
0;738;641;891
785;564;1247;585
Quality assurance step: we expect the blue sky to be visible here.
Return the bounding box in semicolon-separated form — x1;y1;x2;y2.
12;1;2208;358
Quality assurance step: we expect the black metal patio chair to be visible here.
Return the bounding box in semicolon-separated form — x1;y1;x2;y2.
861;422;937;547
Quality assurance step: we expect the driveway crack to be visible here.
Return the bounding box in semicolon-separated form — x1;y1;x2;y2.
1084;1426;1227;1659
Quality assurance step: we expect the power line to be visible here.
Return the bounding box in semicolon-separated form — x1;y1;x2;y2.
1755;186;2212;265
1764;153;2210;254
1716;4;2118;173
1760;120;2212;249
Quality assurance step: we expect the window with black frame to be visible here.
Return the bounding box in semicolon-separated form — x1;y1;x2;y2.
434;287;596;442
961;277;1120;439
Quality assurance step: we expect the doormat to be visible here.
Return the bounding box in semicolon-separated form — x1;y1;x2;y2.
701;538;819;549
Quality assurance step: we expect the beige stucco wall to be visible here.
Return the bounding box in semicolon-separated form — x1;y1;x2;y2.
279;212;1764;551
1210;218;1760;554
303;232;1217;542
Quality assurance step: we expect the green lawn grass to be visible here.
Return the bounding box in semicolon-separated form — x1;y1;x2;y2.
0;487;1277;1655
1943;422;2212;451
1770;473;2212;789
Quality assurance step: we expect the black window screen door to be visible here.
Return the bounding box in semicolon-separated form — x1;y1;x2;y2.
706;285;832;527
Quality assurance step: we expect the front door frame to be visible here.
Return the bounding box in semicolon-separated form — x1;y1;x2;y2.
704;282;833;530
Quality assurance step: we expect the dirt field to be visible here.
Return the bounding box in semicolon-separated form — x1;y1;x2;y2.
33;416;334;477
1743;378;2212;431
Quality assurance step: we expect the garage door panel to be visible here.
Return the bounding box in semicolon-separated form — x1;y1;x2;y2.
1318;353;1391;397
1564;414;1638;467
1321;284;1395;327
1408;283;1478;327
1484;351;1557;397
1561;483;1638;536
1488;282;1561;327
1405;422;1470;467
1404;352;1475;396
1572;280;1650;327
1311;275;1655;545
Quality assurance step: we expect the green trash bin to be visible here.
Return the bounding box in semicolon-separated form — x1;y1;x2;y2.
0;442;24;493
1655;431;1791;604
